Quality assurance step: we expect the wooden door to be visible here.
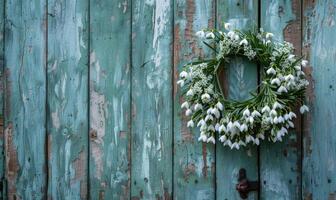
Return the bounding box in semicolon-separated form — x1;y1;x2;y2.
0;0;335;199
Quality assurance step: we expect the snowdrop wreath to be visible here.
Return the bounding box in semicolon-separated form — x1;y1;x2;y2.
177;23;309;150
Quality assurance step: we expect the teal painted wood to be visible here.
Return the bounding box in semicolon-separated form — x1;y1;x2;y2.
4;0;47;199
302;0;336;199
0;0;4;198
47;0;89;199
131;0;173;199
216;1;259;199
89;0;131;199
259;1;302;199
173;0;216;199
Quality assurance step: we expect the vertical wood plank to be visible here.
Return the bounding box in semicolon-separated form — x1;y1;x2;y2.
0;0;4;198
216;1;259;199
4;0;47;199
131;0;173;199
302;0;336;199
47;0;89;199
259;1;302;199
173;0;216;199
89;0;131;199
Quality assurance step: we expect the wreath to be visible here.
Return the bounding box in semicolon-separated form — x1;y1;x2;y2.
177;23;309;149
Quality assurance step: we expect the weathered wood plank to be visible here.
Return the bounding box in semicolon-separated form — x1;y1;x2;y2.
4;0;47;199
131;0;173;199
259;1;302;199
173;0;216;199
0;0;5;198
216;1;259;199
89;0;131;199
302;0;336;199
47;0;89;199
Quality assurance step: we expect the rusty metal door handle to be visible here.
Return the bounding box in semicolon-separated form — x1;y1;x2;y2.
236;168;259;199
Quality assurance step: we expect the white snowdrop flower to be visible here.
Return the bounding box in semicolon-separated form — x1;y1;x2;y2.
271;78;281;86
239;123;248;132
289;111;297;119
227;31;235;38
185;109;192;116
219;135;227;142
273;116;279;124
224;22;231;30
262;105;271;113
294;65;301;71
257;133;265;140
215;123;220;131
273;102;283;109
201;93;211;102
245;135;254;143
196;30;205;38
239;39;248;46
227;121;233;131
248;116;254;124
270;109;277;116
288;54;295;60
207;136;216;144
198;133;207;142
234;34;240;41
278;116;285;123
211;108;220;118
277;86;288;93
231;142;240;150
206;32;215;39
197;119;205;127
265;32;274;39
181;101;189;109
238;140;246;146
243;108;250;117
219;125;227;133
187;120;194;128
208;125;215;132
252;110;261;117
186;89;194;96
266;67;276;75
205;115;214;122
287;121;294;128
300;105;309;114
207;108;213;115
177;80;185;87
179;71;188;78
233;121;241;129
284;114;290;120
301;59;309;67
200;124;207;131
224;140;232;147
216;102;224;111
194;103;203;111
254;138;260;145
285;74;295;81
297;71;305;76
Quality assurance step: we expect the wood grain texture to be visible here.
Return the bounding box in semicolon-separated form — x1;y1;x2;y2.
173;0;216;199
0;0;4;198
131;0;173;199
259;1;302;199
302;0;336;199
47;0;89;199
4;0;47;199
89;0;131;199
216;1;259;199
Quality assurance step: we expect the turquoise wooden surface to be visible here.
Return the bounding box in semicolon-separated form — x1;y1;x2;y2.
216;1;259;199
47;0;89;199
173;0;216;199
302;0;336;199
0;0;4;198
89;0;131;199
4;0;47;199
0;0;335;199
131;0;173;199
259;0;302;199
